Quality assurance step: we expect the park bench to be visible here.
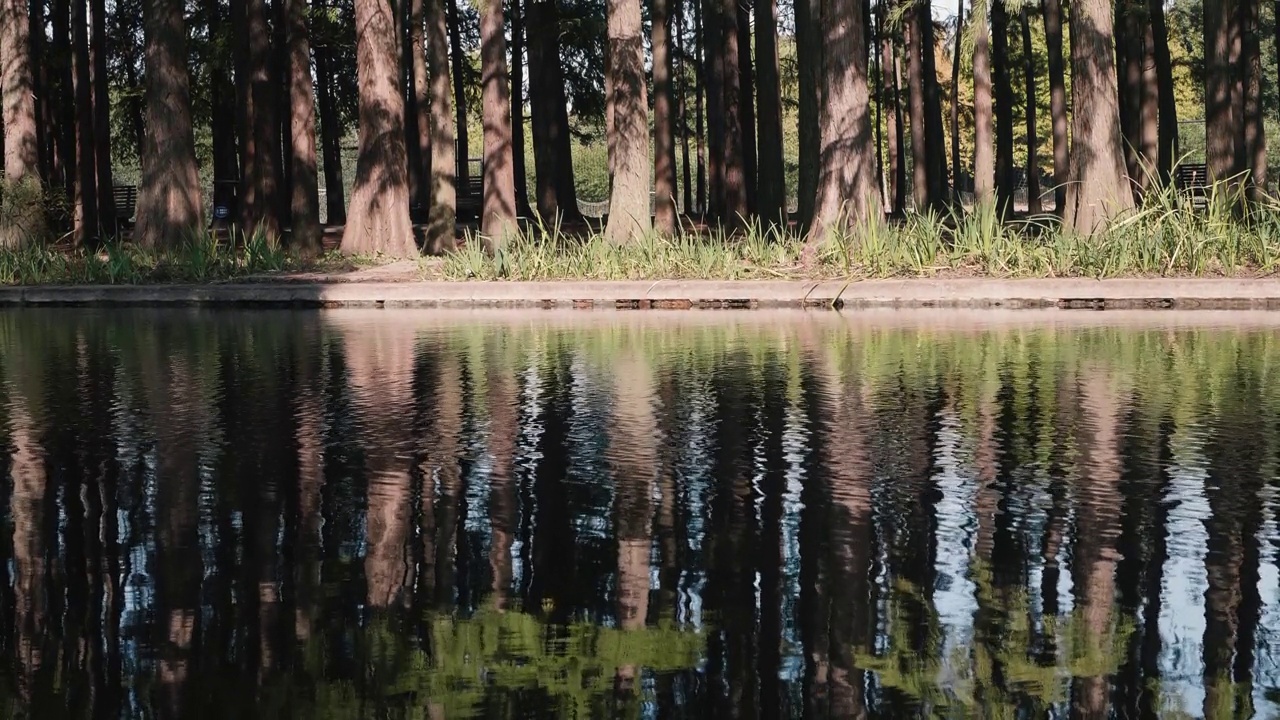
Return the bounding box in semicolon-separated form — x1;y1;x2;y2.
1175;163;1209;208
456;157;484;220
112;184;137;226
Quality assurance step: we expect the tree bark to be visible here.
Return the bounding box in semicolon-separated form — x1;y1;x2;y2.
1138;4;1159;190
905;3;929;210
974;0;993;203
991;0;1014;214
880;6;904;214
340;0;417;255
795;0;820;228
424;0;457;250
288;0;321;254
1042;0;1067;210
951;0;963;202
695;0;708;215
755;0;786;226
1063;0;1134;234
526;0;580;224
208;0;239;228
736;0;757;214
653;0;679;233
53;0;76;206
478;0;517;241
1148;0;1176;183
719;0;746;223
409;0;432;219
275;0;292;226
806;0;877;247
315;30;346;224
447;0;469;188
135;0;203;248
678;0;694;217
241;0;282;239
511;0;530;216
91;0;115;235
703;0;725;218
1021;6;1041;214
1242;0;1264;200
1;0;45;245
1204;0;1240;185
604;0;651;242
73;0;99;242
920;0;947;205
29;0;49;184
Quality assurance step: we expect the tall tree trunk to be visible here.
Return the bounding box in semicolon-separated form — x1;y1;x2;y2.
951;0;963;202
91;0;115;235
54;0;76;207
695;0;708;215
905;3;929;210
409;0;432;219
1204;0;1239;185
73;0;99;242
1064;0;1134;234
241;0;282;239
604;0;651;242
315;33;346;224
974;0;994;203
678;0;694;217
1042;0;1067;210
806;0;877;248
403;0;422;215
991;0;1014;214
340;0;417;255
526;0;579;224
1149;0;1176;183
794;0;818;226
425;0;457;250
755;0;786;226
511;0;530;215
920;0;947;205
1021;6;1041;214
1138;6;1159;190
880;6;904;214
719;0;746;223
478;0;517;240
275;0;292;226
736;0;757;214
703;0;725;218
1;0;45;245
29;0;49;184
1242;0;1265;200
653;0;679;233
448;0;469;188
288;0;321;254
208;0;239;228
135;0;203;247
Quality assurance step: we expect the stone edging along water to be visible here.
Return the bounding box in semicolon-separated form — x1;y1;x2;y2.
3;278;1280;309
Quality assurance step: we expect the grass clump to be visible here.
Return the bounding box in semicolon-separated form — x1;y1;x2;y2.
441;189;1280;281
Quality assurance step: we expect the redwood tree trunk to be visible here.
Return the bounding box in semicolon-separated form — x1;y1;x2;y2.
208;0;239;226
1;0;45;245
54;0;75;206
73;0;99;242
288;0;321;253
719;0;746;223
603;0;651;242
880;6;904;214
409;0;432;219
736;1;757;214
703;0;725;219
1138;7;1159;190
135;0;204;247
795;0;820;226
448;0;469;188
424;0;457;249
1042;0;1067;210
695;0;707;215
1117;0;1145;193
1243;0;1264;200
315;31;345;224
973;0;992;203
1021;6;1041;214
920;0;947;205
991;0;1014;214
905;4;929;210
1064;0;1134;234
241;0;282;238
755;0;786;226
1204;0;1239;185
340;0;417;255
653;0;678;233
91;0;115;235
951;0;963;202
479;0;516;240
678;0;694;217
526;0;579;223
511;0;530;216
1149;0;1176;183
807;0;877;246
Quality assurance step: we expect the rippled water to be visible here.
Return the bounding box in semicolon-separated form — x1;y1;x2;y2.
3;308;1280;718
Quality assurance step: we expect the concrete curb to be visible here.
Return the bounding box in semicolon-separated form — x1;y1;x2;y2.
3;278;1280;309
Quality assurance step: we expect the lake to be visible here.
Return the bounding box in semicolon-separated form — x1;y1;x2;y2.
0;308;1278;718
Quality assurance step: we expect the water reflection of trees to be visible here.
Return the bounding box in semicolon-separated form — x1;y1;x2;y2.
0;312;1279;717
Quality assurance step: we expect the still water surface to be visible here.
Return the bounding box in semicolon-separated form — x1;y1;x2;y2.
1;309;1279;718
